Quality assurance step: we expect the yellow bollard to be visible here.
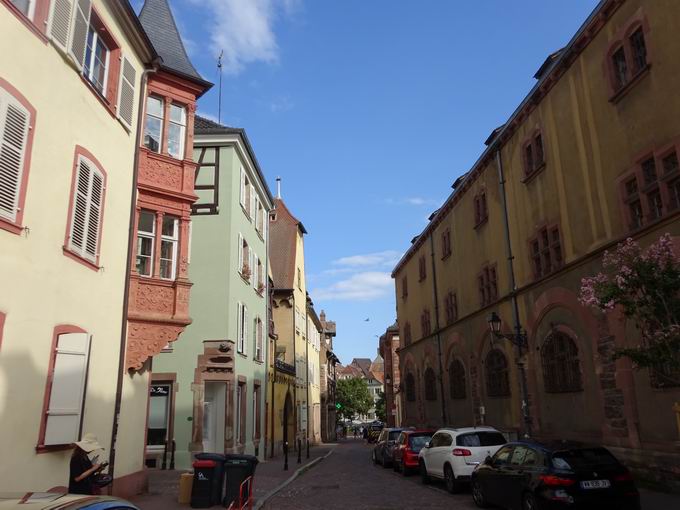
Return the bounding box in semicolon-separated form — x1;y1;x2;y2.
178;472;193;505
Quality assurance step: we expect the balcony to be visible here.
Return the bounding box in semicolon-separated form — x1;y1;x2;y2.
275;359;296;375
138;148;197;199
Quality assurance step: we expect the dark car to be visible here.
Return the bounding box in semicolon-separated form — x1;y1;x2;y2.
367;422;384;444
471;440;640;510
0;493;139;509
392;429;435;476
372;427;404;467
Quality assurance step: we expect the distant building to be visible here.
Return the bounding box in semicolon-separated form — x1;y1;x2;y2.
319;311;339;442
338;356;384;422
379;323;401;427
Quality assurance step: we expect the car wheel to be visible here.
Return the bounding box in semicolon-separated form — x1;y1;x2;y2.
393;459;399;472
472;480;489;508
444;465;462;494
523;492;537;510
419;460;430;485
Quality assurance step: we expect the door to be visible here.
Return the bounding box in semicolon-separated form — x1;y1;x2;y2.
147;383;172;465
484;445;515;506
203;382;226;453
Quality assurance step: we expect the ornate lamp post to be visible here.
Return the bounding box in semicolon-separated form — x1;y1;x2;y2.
486;311;532;438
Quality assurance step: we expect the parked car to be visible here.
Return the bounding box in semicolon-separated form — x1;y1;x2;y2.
0;493;139;509
392;429;435;475
470;440;641;510
367;422;384;444
419;426;506;493
372;427;405;467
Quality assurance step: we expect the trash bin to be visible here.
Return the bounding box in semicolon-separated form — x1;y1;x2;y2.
222;454;259;508
190;459;217;508
193;453;227;507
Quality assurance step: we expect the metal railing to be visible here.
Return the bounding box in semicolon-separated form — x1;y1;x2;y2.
226;476;254;510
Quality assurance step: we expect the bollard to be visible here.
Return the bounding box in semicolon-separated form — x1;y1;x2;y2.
284;441;288;471
306;438;310;459
297;439;302;464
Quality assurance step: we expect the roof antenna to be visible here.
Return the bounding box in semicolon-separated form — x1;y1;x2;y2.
276;176;281;199
217;50;224;124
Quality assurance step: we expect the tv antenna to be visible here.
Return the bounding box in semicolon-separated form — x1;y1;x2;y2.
217;50;224;123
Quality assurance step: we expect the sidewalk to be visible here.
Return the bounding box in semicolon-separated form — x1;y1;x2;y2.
129;443;336;509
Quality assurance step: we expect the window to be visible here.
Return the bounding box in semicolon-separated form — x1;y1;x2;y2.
449;359;466;399
401;276;408;299
297;267;302;289
160;215;179;280
253;384;261;440
612;46;628;90
405;373;416;402
237;303;248;354
136;211;155;276
0;82;33;230
474;191;488;226
444;291;458;325
629;28;647;73
623;176;643;229
144;96;163;153
255;256;264;293
541;332;582;393
523;131;545;177
240;167;252;217
478;264;498;307
607;22;649;97
256;198;264;235
166;104;186;159
41;330;91;446
441;228;452;258
236;382;246;444
83;26;109;95
485;349;510;397
10;0;35;19
424;368;437;401
420;309;431;337
66;152;105;265
418;255;426;281
254;316;263;362
530;226;563;279
403;323;412;346
238;234;250;280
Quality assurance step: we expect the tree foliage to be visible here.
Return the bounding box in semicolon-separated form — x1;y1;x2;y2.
374;390;386;422
580;234;680;379
336;377;373;421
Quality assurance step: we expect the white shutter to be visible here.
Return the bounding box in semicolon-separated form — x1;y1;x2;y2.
253;317;258;358
48;0;75;52
251;251;256;288
0;90;30;223
249;187;255;221
243;305;248;355
69;157;103;263
44;333;91;446
69;0;92;69
117;56;136;130
238;233;243;273
239;168;246;207
254;198;259;231
236;302;242;352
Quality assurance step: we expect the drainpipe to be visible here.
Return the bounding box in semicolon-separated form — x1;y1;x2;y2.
305;303;310;446
292;296;297;444
109;61;159;484
495;149;532;438
429;235;447;426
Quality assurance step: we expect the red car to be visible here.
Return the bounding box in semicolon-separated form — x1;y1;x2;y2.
393;429;435;475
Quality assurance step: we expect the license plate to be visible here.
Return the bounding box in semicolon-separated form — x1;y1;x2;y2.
580;479;611;489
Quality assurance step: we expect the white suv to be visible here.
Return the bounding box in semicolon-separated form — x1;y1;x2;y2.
418;426;506;493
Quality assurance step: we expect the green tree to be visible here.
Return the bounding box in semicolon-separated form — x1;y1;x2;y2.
374;390;386;422
336;377;373;422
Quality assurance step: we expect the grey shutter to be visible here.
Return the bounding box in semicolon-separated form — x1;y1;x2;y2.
69;157;103;263
85;169;103;259
48;0;74;52
117;57;136;129
0;91;30;223
69;0;92;69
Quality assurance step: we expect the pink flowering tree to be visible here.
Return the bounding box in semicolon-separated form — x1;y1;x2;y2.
580;234;680;378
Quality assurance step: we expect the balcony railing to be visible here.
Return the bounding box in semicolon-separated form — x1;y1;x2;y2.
275;359;296;375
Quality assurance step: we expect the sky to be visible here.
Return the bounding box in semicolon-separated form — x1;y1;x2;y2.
135;0;600;365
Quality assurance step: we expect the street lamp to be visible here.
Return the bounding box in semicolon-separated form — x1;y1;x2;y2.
486;311;532;438
385;374;392;385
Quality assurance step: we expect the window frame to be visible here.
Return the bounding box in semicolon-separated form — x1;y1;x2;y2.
143;95;164;154
474;190;488;228
418;255;427;282
478;263;498;307
83;24;111;97
136;210;156;277
167;103;187;160
485;349;510;398
159;215;179;280
528;224;563;279
441;228;452;259
401;275;408;299
522;129;546;180
541;331;583;393
605;13;651;102
4;0;51;42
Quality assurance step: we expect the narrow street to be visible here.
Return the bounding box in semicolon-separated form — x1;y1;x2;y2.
263;439;477;509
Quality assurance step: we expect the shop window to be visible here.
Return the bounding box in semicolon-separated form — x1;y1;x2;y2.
405;373;416;402
485;349;510;397
424;367;437;401
449;359;466;399
541;332;582;393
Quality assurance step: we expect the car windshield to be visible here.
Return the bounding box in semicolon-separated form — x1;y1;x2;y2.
456;432;506;447
552;448;620;471
409;435;431;451
388;430;401;441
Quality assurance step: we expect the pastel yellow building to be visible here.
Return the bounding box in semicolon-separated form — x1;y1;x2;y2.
0;0;155;496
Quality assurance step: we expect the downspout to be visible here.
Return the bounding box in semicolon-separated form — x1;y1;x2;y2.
270;321;276;458
428;235;447;426
292;295;297;444
109;61;159;483
495;149;532;438
305;303;310;445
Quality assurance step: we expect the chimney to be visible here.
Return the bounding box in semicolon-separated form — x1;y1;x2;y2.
320;310;326;322
276;176;281;199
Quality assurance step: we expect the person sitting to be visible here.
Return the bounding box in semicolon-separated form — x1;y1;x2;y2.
69;433;107;495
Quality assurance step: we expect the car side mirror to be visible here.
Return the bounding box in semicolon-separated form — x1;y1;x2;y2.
424;442;430;449
483;455;492;466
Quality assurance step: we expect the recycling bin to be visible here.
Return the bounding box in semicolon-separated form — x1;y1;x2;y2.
222;454;259;508
193;453;227;507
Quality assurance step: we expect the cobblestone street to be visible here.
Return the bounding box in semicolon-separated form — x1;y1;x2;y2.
263;439;477;509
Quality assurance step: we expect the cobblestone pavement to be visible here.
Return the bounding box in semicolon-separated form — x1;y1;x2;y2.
263;438;477;509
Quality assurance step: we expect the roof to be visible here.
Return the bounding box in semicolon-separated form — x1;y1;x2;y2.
138;0;211;88
194;115;274;204
391;0;617;278
269;198;306;290
352;358;372;375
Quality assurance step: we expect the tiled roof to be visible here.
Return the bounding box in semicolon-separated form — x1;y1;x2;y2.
139;0;210;87
352;358;372;376
269;199;306;290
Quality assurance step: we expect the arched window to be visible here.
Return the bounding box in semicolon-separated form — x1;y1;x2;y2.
541;332;582;393
485;349;510;397
650;352;680;388
405;372;416;402
449;359;466;399
424;367;437;401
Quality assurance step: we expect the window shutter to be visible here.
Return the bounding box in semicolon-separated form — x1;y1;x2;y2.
117;56;136;130
236;302;242;351
69;157;103;263
250;187;255;221
44;332;91;446
238;233;243;272
239;168;246;207
251;252;257;288
68;0;92;69
243;305;248;355
0;91;30;223
253;317;258;357
48;0;75;52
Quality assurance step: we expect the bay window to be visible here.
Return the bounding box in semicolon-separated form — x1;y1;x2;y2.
167;104;186;159
144;96;163;153
83;26;110;96
143;96;187;159
136;211;155;277
160;215;179;280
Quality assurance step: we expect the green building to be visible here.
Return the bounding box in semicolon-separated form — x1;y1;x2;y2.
147;116;273;468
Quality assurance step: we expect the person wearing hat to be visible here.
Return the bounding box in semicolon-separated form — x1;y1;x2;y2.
69;433;107;495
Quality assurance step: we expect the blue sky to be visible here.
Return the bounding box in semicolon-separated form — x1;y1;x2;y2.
136;1;600;365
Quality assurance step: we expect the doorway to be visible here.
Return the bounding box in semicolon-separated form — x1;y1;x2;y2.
283;392;294;448
203;382;226;453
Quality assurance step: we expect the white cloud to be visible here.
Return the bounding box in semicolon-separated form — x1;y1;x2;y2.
333;250;402;268
192;0;299;75
312;272;393;301
270;95;294;113
383;197;440;207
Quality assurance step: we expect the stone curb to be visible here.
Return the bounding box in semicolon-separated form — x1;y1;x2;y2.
253;448;335;510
